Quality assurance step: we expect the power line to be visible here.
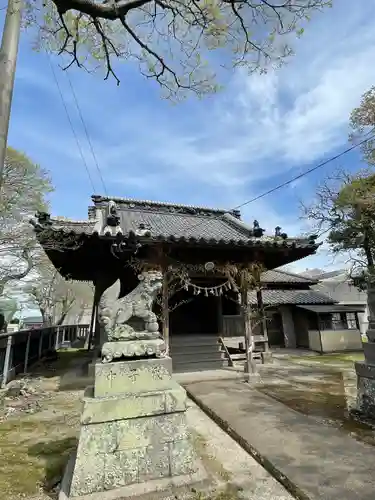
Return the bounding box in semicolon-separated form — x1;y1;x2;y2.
234;132;375;210
65;72;108;195
186;131;375;234
46;54;97;193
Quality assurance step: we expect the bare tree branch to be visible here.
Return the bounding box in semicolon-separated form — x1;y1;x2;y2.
25;0;330;96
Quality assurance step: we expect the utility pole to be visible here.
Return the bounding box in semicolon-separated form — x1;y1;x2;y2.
0;0;22;189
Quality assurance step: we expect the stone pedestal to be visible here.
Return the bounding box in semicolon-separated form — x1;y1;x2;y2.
355;322;375;419
67;357;200;498
355;333;375;419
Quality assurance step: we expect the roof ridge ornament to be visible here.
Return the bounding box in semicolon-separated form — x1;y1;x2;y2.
35;211;52;226
252;220;265;238
274;226;288;240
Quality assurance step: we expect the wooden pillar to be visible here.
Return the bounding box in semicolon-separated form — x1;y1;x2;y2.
241;288;256;379
217;295;223;336
85;281;100;351
317;313;324;354
162;268;170;356
256;288;269;352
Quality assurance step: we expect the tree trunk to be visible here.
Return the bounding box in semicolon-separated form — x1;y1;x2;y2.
40;307;47;324
364;234;375;328
57;312;68;326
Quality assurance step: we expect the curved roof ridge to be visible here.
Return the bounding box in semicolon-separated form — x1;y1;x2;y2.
91;194;229;214
50;216;93;225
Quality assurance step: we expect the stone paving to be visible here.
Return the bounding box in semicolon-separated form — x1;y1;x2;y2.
186;399;294;500
185;363;375;500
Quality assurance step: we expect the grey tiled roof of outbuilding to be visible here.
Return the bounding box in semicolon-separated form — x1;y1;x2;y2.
248;289;335;306
260;269;318;285
34;196;319;250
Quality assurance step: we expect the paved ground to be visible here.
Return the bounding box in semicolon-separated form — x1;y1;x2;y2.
187;399;293;500
185;375;375;500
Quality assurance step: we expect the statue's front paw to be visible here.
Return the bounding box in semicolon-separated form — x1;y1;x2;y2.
146;321;159;333
101;351;113;363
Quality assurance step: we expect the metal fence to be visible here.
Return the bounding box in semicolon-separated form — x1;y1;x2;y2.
0;324;89;388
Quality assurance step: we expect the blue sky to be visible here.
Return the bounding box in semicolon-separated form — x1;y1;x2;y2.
3;0;375;275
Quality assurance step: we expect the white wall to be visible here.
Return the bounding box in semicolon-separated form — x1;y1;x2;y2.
320;329;363;352
357;306;369;334
308;330;322;352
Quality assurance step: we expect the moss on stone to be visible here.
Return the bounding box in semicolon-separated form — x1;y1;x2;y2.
194;483;243;500
290;352;364;365
192;431;232;482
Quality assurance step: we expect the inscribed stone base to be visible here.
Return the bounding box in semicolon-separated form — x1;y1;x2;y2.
94;357;173;397
67;357;200;498
60;452;208;500
355;360;375;420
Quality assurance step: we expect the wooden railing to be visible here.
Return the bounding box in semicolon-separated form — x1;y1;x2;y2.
222;315;244;337
222;314;264;337
0;324;89;388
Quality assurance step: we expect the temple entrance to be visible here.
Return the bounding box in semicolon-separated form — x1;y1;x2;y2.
170;292;219;335
169;288;224;373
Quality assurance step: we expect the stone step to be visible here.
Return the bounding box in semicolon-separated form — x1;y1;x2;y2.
229;353;246;360
170;335;219;346
170;345;222;356
170;334;223;372
172;359;225;373
171;353;224;364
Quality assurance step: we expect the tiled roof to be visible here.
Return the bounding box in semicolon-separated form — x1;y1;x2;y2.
301;269;348;280
248;289;335;306
260;269;318;285
40;218;94;235
32;195;319;250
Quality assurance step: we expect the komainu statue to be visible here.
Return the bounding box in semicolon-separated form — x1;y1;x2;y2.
98;270;165;362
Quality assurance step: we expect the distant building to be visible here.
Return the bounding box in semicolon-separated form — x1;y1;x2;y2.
303;269;368;334
21;316;44;330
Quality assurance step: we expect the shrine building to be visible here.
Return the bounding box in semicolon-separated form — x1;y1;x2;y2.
32;195;320;372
